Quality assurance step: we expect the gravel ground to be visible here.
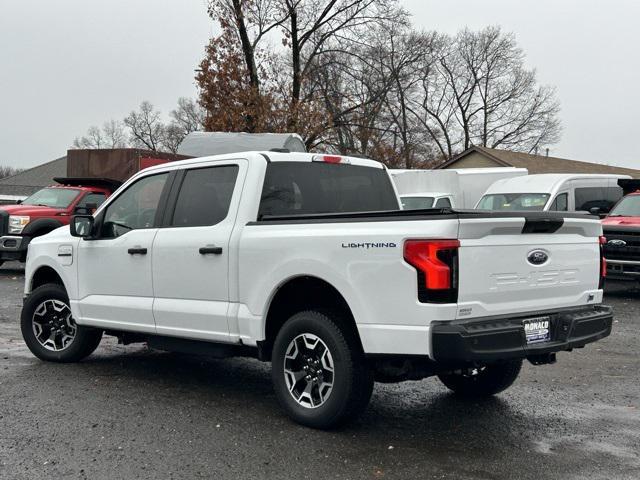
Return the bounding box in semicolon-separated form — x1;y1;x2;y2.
0;261;638;480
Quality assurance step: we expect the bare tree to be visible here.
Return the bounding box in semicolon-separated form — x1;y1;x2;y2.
102;120;128;148
73;120;128;149
170;97;205;136
280;0;405;132
0;166;23;179
123;101;166;151
73;126;104;149
409;27;561;159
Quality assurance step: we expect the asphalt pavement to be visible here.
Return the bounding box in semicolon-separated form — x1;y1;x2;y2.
0;261;638;480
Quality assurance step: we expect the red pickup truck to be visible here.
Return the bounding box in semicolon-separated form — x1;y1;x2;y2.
601;180;640;281
0;178;120;266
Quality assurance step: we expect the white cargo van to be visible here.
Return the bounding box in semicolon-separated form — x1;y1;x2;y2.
476;174;630;213
390;167;528;210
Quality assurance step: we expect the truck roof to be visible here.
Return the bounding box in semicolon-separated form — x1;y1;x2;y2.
484;173;631;195
137;151;385;175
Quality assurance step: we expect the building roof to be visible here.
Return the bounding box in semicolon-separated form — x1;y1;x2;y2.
0;156;68;197
177;132;306;157
439;146;640;178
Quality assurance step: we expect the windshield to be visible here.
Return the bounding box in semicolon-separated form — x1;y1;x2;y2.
477;193;550;211
400;196;434;210
22;188;81;208
609;195;640;216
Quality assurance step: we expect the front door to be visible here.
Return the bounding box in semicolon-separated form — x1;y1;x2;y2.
152;161;244;342
76;172;171;333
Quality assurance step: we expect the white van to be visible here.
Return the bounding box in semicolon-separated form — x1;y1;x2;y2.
476;174;630;213
390;167;528;210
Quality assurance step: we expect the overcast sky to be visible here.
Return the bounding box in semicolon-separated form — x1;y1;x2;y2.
1;0;638;169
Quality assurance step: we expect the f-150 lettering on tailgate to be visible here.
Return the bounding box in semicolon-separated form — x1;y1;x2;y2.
489;269;579;290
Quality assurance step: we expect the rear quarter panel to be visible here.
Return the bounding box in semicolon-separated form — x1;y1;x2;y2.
237;219;460;354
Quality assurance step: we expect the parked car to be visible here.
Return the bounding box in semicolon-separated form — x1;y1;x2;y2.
600;181;640;281
20;152;612;429
476;174;629;213
399;192;454;210
0;178;119;266
390;167;527;210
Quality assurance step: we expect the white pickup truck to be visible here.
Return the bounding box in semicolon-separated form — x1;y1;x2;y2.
20;152;613;429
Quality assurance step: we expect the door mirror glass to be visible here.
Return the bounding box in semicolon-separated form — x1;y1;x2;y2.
70;215;94;238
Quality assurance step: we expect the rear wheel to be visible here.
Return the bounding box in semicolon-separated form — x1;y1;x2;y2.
271;310;373;429
437;360;522;397
21;284;102;362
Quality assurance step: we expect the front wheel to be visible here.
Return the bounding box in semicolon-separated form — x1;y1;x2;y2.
21;284;102;362
271;310;374;429
437;360;522;398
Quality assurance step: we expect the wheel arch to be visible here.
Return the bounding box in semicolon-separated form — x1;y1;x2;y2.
30;265;66;293
22;218;64;238
261;275;362;361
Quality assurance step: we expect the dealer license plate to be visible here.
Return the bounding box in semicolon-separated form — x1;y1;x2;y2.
523;316;551;344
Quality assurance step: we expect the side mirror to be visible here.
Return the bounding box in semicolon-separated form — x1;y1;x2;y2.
15;199;22;204
589;207;601;216
70;215;95;238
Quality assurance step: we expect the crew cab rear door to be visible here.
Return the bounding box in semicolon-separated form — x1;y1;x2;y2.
151;160;247;342
455;213;602;319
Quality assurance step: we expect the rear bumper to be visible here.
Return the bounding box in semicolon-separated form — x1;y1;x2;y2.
0;235;29;261
431;305;613;363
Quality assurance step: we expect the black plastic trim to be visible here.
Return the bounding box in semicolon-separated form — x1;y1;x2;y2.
159;170;183;228
521;217;564;234
431;305;613;363
53;177;122;191
247;209;592;226
21;218;64;237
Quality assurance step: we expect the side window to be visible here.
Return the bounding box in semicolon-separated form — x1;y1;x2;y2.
76;193;107;212
434;197;452;208
171;165;239;227
101;173;169;238
549;193;568;211
575;186;622;213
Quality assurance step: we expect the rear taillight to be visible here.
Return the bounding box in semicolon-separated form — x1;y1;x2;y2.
404;239;460;303
599;235;606;288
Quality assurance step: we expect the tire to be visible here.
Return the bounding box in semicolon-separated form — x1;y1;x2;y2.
437;360;522;398
271;310;374;429
21;283;102;363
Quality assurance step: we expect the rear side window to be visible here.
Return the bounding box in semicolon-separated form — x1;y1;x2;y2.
78;193;107;209
549;193;568;211
575;187;622;213
434;197;452;208
171;165;239;227
258;162;398;218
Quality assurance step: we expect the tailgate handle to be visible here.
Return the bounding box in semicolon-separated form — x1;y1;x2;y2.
127;247;147;255
199;246;223;255
522;217;563;234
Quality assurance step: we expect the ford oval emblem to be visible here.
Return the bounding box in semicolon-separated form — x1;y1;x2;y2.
607;239;627;247
527;250;549;265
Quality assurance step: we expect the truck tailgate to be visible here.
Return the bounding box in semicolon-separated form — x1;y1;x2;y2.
456;214;603;319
